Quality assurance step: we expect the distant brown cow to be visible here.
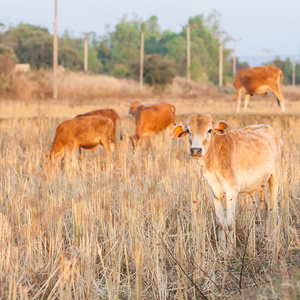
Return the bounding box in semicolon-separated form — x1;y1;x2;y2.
50;116;115;161
170;114;283;248
130;103;176;148
75;108;122;141
233;66;285;113
128;101;145;123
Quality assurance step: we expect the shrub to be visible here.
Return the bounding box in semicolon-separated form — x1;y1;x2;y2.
0;44;18;74
132;54;177;89
109;64;130;78
58;46;84;71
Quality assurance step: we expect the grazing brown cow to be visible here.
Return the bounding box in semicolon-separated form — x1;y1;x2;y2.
234;66;285;113
128;101;145;123
50;116;115;161
170;114;283;248
75;108;122;141
130;103;176;149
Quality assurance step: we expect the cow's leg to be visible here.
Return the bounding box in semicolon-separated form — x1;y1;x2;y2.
266;174;280;237
63;143;76;168
149;135;156;152
100;135;112;159
141;136;150;149
268;174;279;216
236;89;242;113
108;125;117;144
244;94;251;112
210;188;226;249
166;123;174;136
259;187;268;215
78;147;85;161
225;191;238;248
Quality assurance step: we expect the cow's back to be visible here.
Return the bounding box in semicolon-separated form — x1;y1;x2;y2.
76;109;119;124
219;125;282;192
138;103;175;134
236;66;282;94
55;116;111;142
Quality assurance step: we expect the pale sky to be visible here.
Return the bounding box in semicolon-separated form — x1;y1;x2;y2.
1;0;300;61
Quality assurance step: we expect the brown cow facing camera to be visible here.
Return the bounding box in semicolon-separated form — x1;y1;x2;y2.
234;66;285;113
129;102;176;149
170;114;283;249
127;101;145;123
49;116;116;161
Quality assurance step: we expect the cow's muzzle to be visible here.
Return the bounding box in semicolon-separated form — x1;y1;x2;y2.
190;147;203;157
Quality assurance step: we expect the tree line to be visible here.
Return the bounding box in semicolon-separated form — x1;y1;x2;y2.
0;13;299;88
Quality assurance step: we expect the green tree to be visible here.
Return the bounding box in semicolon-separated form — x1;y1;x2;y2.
58;46;83;71
132;54;177;89
0;13;246;84
2;24;53;69
0;44;18;93
1;24;87;71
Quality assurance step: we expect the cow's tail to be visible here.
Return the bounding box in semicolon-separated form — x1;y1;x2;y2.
117;114;123;140
277;71;284;107
280;70;283;88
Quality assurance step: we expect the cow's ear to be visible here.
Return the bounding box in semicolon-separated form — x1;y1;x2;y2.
214;120;232;134
169;124;188;139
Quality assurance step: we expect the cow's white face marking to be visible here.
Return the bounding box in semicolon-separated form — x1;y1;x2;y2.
187;115;214;158
189;134;206;156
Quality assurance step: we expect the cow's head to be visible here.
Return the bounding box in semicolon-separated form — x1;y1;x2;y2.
169;114;232;159
128;101;145;118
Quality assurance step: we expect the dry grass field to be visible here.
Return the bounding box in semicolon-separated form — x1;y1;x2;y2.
0;93;299;299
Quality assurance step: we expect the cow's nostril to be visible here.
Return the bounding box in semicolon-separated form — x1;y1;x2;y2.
190;147;201;155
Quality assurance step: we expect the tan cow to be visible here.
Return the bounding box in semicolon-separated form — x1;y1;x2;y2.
170;114;283;248
50;116;116;161
234;66;285;113
75;108;122;141
130;103;176;149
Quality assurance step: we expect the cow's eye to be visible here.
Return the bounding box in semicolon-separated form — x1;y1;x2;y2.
207;129;212;134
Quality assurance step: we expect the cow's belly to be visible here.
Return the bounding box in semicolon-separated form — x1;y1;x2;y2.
246;85;269;95
81;143;99;150
203;168;271;199
78;137;101;149
237;167;271;193
254;85;269;94
143;118;173;135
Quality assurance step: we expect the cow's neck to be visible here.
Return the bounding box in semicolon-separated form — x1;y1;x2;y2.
203;135;216;169
135;106;144;123
203;133;228;172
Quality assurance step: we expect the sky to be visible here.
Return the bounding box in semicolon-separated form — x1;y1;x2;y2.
1;0;300;63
